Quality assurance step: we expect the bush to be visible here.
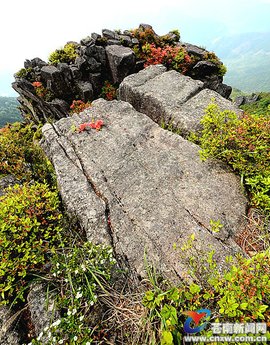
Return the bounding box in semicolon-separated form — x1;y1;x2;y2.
196;103;270;211
0;182;63;304
99;81;117;101
48;43;78;65
0;122;55;185
142;250;270;344
69;100;91;114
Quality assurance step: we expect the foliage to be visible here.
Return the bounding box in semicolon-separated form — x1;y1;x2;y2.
32;81;54;102
0;96;22;128
69;100;91;114
100;81;117;101
0;182;63;305
240;92;270;116
142;250;270;344
195;103;270;211
0;122;55;184
15;67;35;82
30;242;116;344
142;43;192;74
131;25;226;77
48;43;78;65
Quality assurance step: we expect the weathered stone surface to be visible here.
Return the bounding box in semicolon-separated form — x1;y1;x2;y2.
182;43;206;59
27;283;60;343
0;306;20;344
0;175;19;197
119;65;241;136
193;60;219;76
41;99;247;280
41;65;72;98
76;81;94;101
12;80;68;123
105;45;136;83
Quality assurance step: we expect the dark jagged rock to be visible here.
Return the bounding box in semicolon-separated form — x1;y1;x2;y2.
193;60;219;77
76;80;94;101
106;45;136;83
235;93;260;106
41;65;73;99
13;24;233;124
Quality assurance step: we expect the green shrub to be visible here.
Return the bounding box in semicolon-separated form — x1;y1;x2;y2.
196;103;270;211
142;250;270;344
48;43;78;65
0;122;55;185
15;67;35;82
0;182;63;304
240;92;270;116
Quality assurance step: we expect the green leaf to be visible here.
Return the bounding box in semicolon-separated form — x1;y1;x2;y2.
161;330;174;345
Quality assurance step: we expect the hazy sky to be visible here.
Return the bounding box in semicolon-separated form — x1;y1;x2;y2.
1;0;270;95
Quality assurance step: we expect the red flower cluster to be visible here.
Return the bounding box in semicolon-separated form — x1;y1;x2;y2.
143;43;192;74
32;81;42;88
78;120;104;132
70;100;92;114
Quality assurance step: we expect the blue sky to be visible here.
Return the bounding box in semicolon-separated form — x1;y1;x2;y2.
1;0;270;96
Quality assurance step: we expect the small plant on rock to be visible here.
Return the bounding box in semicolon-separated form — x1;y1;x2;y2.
69;100;91;115
100;81;117;101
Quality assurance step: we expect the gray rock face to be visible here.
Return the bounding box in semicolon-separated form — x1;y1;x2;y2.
41;99;247;280
119;65;241;136
105;45;136;83
27;283;60;343
0;306;20;344
0;175;19;197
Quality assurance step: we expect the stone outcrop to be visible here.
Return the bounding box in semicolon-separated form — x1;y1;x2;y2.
41;99;247;280
12;24;231;124
119;65;241;136
0;306;20;345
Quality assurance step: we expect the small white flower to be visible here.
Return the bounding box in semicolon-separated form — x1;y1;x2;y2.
75;291;83;299
59;340;64;344
79;315;84;321
56;262;60;268
86;342;91;345
74;335;78;341
52;337;56;342
90;300;94;306
67;310;71;316
44;326;49;332
64;278;68;283
53;272;57;277
72;308;77;315
74;269;79;275
81;264;86;271
52;319;61;327
48;331;52;338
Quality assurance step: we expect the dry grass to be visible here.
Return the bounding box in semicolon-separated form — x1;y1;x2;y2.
235;207;270;256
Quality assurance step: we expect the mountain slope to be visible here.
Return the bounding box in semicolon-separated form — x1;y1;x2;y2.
0;97;21;128
209;32;270;92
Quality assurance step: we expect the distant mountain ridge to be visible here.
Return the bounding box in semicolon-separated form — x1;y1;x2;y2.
0;97;22;128
209;32;270;92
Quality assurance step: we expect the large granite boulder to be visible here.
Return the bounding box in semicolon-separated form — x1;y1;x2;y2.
119;65;241;137
41;99;247;280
